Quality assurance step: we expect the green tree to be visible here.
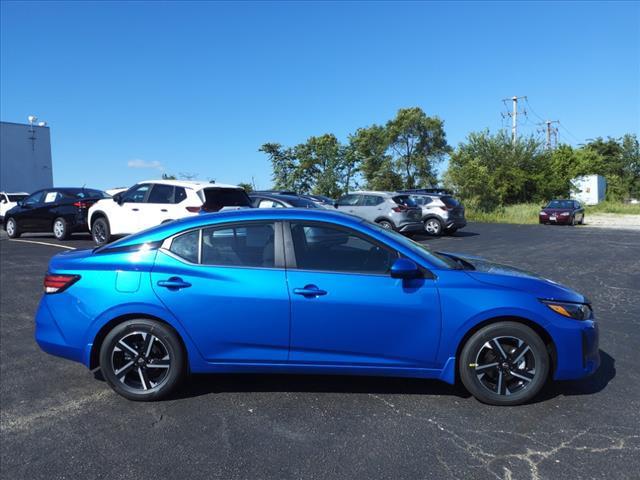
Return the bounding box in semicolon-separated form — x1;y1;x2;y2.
294;134;343;197
237;182;254;193
349;125;400;190
386;107;450;189
161;173;177;180
259;143;298;191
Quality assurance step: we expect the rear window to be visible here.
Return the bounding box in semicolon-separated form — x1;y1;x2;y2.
440;196;461;208
60;188;109;199
287;197;321;208
200;188;252;212
392;195;417;207
7;194;27;202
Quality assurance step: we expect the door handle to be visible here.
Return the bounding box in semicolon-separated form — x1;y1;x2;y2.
157;277;192;290
293;285;327;297
160;209;168;212
132;208;139;212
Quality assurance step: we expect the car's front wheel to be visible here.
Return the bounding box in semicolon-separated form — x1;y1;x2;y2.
100;319;186;401
5;217;20;238
377;220;394;230
459;321;549;406
92;217;111;246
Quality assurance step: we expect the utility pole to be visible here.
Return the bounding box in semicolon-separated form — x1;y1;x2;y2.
501;96;527;145
538;120;560;150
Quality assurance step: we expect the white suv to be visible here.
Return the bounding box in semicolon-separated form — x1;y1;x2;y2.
0;192;29;220
88;180;251;245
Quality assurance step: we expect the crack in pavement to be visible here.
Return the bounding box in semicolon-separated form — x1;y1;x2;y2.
368;394;640;480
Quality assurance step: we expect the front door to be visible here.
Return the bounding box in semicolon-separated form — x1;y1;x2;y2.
285;222;441;368
151;221;290;362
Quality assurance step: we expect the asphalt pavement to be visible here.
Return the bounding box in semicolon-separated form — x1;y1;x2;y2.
1;223;639;480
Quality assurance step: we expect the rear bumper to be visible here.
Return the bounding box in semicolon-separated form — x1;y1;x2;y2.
34;298;85;364
445;219;466;230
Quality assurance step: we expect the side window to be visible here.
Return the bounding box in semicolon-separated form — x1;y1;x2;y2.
290;223;397;274
43;191;59;203
23;191;44;205
147;184;174;204
337;194;361;206
202;223;275;268
362;195;384;206
174;187;187;204
169;230;199;263
258;199;284;208
122;184;151;203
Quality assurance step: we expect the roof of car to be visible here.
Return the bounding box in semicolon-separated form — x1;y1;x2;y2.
102;208;363;248
349;191;395;196
1;191;29;195
139;179;241;190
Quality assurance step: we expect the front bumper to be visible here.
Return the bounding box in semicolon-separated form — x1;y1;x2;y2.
539;214;572;224
553;319;600;380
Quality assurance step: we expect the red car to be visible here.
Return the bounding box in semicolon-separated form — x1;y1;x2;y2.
539;199;585;225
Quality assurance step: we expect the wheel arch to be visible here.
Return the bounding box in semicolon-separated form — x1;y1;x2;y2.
90;210;109;229
89;313;189;372
454;315;557;382
374;217;396;228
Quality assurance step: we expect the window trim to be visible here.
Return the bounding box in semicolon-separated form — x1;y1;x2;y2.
160;220;285;269
282;220;401;277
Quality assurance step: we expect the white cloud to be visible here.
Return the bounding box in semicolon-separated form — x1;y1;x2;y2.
127;158;164;171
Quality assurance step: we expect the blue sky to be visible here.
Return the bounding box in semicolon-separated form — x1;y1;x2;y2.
1;1;638;190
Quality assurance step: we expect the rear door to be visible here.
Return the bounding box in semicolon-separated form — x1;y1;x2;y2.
151;221;290;362
146;183;176;224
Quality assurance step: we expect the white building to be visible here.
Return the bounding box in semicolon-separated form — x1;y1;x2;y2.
0;121;53;193
571;174;606;205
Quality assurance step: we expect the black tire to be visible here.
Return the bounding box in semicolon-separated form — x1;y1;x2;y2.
5;217;20;238
424;217;443;236
377;220;394;230
579;215;584;225
99;319;186;401
445;228;458;236
53;217;70;240
570;215;576;226
92;217;111;246
459;321;549;406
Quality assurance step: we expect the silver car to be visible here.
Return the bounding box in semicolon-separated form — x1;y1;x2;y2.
334;191;424;233
410;194;467;236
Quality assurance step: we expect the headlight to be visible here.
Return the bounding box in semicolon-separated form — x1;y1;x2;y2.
560;212;570;216
540;211;548;215
541;300;592;320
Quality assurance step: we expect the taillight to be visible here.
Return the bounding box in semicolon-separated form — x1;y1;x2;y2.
186;206;201;213
73;201;89;208
44;274;80;294
439;206;448;211
392;205;408;213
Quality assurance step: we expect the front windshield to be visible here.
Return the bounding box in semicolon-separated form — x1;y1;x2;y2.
547;200;573;209
366;221;460;269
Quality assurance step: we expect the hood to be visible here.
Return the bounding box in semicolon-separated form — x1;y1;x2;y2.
441;252;586;303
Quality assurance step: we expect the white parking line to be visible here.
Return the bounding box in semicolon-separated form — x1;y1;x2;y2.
8;239;76;250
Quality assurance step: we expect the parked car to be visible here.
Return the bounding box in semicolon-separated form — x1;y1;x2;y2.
334;191;423;234
88;180;251;246
250;192;321;209
35;208;599;405
3;188;108;240
539;200;585;225
0;191;29;220
410;193;467;236
301;194;335;207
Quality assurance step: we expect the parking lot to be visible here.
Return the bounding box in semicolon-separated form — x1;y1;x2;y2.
1;223;639;480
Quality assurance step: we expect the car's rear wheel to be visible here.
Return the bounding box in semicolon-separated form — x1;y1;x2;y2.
424;218;443;236
53;217;70;240
377;220;394;230
100;319;185;401
446;228;458;236
459;322;549;406
92;217;111;246
5;217;20;238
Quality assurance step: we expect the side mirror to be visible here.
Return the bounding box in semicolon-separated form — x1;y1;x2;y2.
0;198;6;204
16;200;23;206
390;258;421;279
113;193;123;204
334;202;339;209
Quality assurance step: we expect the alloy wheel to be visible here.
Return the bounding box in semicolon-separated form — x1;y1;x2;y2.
473;336;536;396
54;220;65;238
6;219;15;236
93;222;107;244
425;219;441;235
110;331;171;392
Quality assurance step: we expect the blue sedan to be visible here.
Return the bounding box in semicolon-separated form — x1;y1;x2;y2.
35;209;599;405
